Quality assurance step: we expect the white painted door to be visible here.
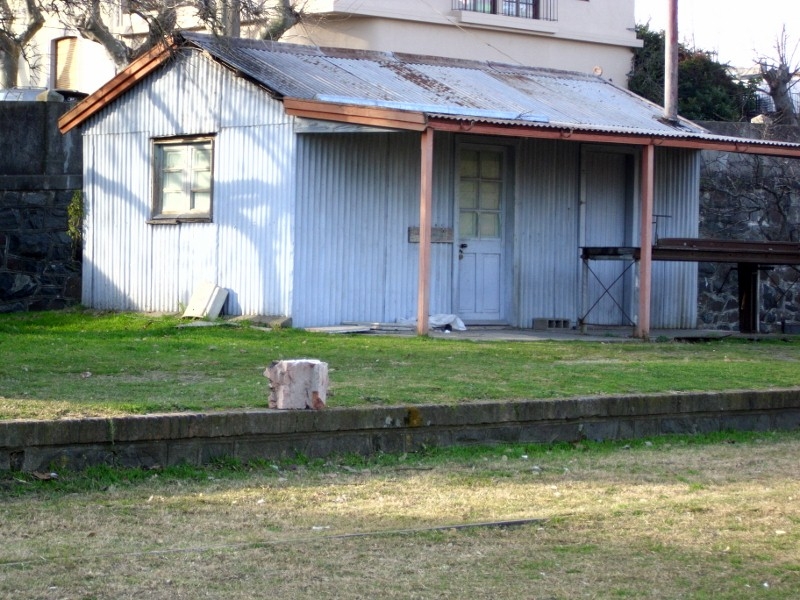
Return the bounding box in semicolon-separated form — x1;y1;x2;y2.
457;147;506;322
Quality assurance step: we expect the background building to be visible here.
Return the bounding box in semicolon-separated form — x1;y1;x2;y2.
8;0;642;94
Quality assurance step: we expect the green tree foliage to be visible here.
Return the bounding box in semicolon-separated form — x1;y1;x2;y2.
628;24;666;107
629;24;758;121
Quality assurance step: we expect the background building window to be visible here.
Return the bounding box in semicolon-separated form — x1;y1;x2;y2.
503;0;538;19
152;137;214;221
454;0;554;21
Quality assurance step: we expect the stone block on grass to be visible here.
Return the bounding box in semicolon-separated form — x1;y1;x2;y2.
265;359;328;410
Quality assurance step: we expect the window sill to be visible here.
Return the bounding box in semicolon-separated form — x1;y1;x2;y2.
451;10;558;35
148;216;212;225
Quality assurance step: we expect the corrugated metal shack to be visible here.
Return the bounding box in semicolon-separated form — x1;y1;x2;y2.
59;33;800;335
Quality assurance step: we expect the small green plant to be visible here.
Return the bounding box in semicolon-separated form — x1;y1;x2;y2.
67;190;84;259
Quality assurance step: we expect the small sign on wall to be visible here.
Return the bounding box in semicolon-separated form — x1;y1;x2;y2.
408;227;454;244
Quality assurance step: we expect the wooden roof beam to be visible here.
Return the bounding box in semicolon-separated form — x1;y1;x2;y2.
58;39;176;134
283;98;428;132
427;119;650;145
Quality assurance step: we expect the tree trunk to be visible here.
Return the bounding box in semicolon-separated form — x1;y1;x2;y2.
265;0;301;39
0;0;44;88
767;70;799;126
0;43;20;88
759;28;799;127
220;0;241;37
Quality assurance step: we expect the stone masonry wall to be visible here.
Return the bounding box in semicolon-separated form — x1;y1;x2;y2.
697;122;800;332
0;102;82;312
3;390;799;472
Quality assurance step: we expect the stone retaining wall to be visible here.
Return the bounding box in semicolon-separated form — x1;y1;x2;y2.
2;389;799;472
0;101;82;312
697;122;800;332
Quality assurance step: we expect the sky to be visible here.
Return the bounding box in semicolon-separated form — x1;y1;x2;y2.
634;0;800;67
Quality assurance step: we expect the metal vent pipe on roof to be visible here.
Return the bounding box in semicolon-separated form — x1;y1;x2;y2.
664;0;679;122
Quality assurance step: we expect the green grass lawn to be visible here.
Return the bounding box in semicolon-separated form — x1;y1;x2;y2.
2;309;800;420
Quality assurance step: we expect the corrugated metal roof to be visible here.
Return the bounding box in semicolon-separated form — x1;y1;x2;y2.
57;31;800;155
180;31;704;137
425;112;800;146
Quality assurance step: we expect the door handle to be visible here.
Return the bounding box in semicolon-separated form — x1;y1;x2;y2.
459;243;468;260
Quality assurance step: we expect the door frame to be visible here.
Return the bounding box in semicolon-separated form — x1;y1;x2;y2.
452;139;516;325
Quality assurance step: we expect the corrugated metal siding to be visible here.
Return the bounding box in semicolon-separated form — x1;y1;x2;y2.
650;148;700;328
82;51;295;315
215;124;295;316
513;142;699;330
430;132;456;314
515;138;582;328
87;51;291;136
582;149;635;326
293;131;433;327
82;132;152;311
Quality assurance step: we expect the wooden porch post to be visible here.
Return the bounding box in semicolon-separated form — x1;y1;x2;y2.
636;144;655;339
417;127;434;335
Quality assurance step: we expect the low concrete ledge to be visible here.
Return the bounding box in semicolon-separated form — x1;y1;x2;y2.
2;389;800;472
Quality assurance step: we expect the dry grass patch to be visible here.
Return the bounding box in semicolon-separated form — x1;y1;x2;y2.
1;433;799;598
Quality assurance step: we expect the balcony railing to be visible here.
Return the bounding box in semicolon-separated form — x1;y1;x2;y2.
453;0;558;22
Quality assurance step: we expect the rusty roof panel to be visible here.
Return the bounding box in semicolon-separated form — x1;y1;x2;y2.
172;34;800;152
59;31;800;154
179;32;703;137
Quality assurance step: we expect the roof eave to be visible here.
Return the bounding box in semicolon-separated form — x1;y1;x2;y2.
425;117;800;158
283;97;428;131
283;101;800;158
58;38;179;134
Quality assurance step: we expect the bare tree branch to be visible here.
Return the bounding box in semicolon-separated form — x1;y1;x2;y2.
0;0;45;87
67;0;132;69
45;0;311;74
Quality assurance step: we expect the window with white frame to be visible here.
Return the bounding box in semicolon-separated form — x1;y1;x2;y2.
152;137;214;222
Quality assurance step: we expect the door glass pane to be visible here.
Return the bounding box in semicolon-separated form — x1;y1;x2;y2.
480;181;501;210
460;150;479;178
479;213;500;237
480;151;502;179
459;180;478;209
460;212;477;238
